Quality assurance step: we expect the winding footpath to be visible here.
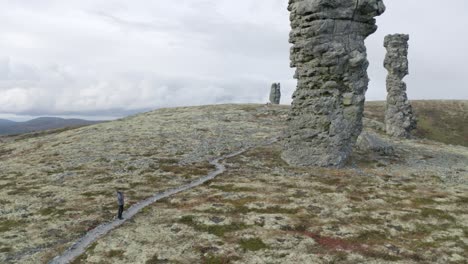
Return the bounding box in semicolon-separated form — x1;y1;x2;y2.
49;139;277;264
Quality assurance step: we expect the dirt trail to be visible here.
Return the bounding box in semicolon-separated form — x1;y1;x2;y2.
49;139;277;264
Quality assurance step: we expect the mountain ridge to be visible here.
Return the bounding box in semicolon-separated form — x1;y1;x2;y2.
0;116;102;136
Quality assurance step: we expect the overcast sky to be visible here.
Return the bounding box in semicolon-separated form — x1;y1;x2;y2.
1;0;467;120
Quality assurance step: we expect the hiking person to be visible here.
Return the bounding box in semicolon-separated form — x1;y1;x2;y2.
117;191;124;220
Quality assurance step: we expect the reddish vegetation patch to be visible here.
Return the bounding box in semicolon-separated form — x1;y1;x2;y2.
299;231;367;253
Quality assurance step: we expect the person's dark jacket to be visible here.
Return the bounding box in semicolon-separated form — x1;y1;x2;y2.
117;192;124;206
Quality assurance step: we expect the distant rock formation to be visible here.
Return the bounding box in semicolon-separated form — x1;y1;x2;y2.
269;83;281;105
283;0;386;167
384;34;417;138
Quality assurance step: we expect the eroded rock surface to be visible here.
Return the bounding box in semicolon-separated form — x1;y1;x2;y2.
356;131;395;156
283;0;386;167
269;83;281;105
384;34;417;138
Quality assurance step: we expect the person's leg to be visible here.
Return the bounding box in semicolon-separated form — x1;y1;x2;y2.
118;205;123;219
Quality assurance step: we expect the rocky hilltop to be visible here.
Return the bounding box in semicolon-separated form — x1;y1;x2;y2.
0;101;467;264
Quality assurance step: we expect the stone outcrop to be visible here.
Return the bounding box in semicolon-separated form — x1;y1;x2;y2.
269;83;281;104
384;34;417;138
356;131;395;156
283;0;386;167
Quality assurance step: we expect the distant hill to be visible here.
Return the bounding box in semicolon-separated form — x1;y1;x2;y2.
0;119;16;125
0;117;102;136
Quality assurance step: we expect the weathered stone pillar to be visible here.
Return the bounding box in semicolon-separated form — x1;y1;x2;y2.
384;34;417;138
269;83;281;104
283;0;385;167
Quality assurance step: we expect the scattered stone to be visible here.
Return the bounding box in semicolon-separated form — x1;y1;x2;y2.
269;83;281;105
283;0;386;167
363;118;385;132
356;131;395;156
384;34;417;138
210;216;225;224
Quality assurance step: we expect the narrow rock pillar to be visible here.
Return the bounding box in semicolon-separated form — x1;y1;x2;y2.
384;34;417;138
269;83;281;105
283;0;385;167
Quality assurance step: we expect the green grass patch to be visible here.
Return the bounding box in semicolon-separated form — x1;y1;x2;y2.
6;185;34;195
456;196;468;204
0;181;16;189
239;238;268;251
39;207;69;217
159;162;215;179
0;199;11;205
401;185;418;193
178;215;248;237
94;176;114;184
70;254;88;264
250;206;299;214
145;254;171;264
0;247;12;253
348;230;388;244
210;184;255;193
202;254;234;264
105;249;125;259
81;190;111;198
317;176;343;186
179;215;195;225
405;223;451;239
87;241;98;252
350;215;385;225
363;251;402;262
419;208;455;222
70;241;99;264
0;219;25;233
126;165;138;171
412;197;437;206
157;158;179;164
315;186;335;194
0;148;14;157
223;198;299;215
243;146;290;168
202;223;248;237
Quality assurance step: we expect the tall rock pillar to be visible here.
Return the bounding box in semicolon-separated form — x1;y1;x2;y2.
283;0;385;167
270;83;281;105
384;34;417;138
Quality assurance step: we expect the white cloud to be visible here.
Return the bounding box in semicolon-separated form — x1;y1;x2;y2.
0;0;466;118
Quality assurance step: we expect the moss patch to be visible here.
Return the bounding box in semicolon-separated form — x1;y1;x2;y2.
179;215;248;237
0;219;25;233
210;184;255;193
105;249;125;259
419;208;455;222
160;162;215;179
239;238;268;251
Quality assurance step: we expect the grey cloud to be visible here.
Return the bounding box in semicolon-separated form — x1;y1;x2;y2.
0;59;273;117
0;0;466;119
92;8;290;61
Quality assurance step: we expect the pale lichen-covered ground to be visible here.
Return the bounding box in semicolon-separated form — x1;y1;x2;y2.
1;103;467;264
0;104;286;263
